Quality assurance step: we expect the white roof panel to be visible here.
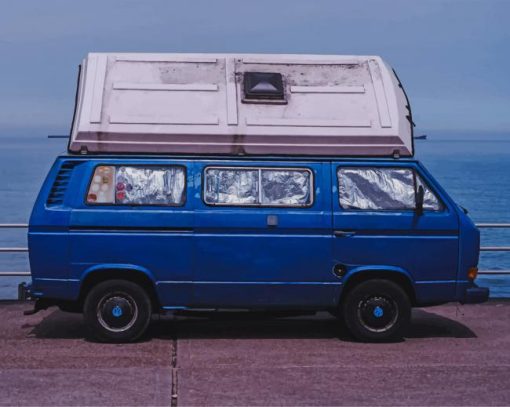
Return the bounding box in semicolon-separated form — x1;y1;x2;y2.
69;53;413;157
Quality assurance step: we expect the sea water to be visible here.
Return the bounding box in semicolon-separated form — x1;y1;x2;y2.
0;133;509;299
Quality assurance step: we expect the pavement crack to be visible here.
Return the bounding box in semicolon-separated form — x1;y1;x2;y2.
171;333;178;407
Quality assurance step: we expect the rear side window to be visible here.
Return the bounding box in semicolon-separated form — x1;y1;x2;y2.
87;165;185;206
204;167;312;207
337;167;442;211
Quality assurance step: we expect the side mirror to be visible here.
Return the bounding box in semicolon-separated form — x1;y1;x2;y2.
415;185;424;215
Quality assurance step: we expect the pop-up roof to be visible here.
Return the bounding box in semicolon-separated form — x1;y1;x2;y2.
69;53;413;157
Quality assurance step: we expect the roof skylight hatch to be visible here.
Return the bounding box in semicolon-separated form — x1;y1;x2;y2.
243;72;286;104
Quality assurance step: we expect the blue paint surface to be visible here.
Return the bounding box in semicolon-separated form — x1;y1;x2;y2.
24;153;487;309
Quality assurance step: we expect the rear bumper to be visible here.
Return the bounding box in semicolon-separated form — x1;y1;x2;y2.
461;283;490;304
18;282;32;301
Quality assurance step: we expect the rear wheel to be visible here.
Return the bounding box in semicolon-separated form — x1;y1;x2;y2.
342;279;411;342
83;279;152;343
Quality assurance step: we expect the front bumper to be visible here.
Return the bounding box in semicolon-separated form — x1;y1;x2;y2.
461;283;490;304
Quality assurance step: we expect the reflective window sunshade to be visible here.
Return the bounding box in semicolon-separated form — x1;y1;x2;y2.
87;166;185;206
337;167;442;211
204;167;312;207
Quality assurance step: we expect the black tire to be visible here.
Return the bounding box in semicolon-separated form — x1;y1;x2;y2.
342;279;411;342
83;279;152;343
58;301;82;313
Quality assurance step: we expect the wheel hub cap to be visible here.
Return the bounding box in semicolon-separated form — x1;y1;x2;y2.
358;296;398;333
97;294;138;332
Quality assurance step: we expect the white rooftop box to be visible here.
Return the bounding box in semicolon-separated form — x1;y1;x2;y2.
69;53;414;157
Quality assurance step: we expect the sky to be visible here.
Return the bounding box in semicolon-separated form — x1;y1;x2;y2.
0;0;509;136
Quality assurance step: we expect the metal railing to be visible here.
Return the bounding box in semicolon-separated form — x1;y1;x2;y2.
476;223;510;275
476;224;510;256
1;222;510;277
0;223;30;277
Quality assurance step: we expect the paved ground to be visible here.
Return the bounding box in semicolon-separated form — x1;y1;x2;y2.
0;301;509;406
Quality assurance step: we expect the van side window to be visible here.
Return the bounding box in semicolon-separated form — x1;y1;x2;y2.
337;167;442;211
87;165;185;206
204;167;312;207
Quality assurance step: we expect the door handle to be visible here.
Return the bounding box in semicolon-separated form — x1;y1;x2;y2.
334;230;356;238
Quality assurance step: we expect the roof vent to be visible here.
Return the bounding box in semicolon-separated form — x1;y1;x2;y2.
243;72;285;103
46;161;79;206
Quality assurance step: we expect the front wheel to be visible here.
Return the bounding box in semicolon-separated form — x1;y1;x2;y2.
83;280;152;343
342;279;411;342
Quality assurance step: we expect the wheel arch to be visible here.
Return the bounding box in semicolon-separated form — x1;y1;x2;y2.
340;267;416;306
78;264;160;311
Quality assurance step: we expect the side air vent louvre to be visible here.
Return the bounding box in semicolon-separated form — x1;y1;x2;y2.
46;161;79;206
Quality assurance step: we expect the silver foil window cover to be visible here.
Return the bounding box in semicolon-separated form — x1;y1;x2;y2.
261;170;311;205
204;169;259;204
338;168;441;211
205;168;312;206
116;166;185;205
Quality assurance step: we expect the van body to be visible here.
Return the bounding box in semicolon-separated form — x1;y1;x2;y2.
25;53;488;342
27;155;488;341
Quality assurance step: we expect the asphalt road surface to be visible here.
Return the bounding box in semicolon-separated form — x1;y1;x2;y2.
0;301;509;406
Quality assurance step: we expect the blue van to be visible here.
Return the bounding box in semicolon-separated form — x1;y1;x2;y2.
26;156;489;342
24;53;489;342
